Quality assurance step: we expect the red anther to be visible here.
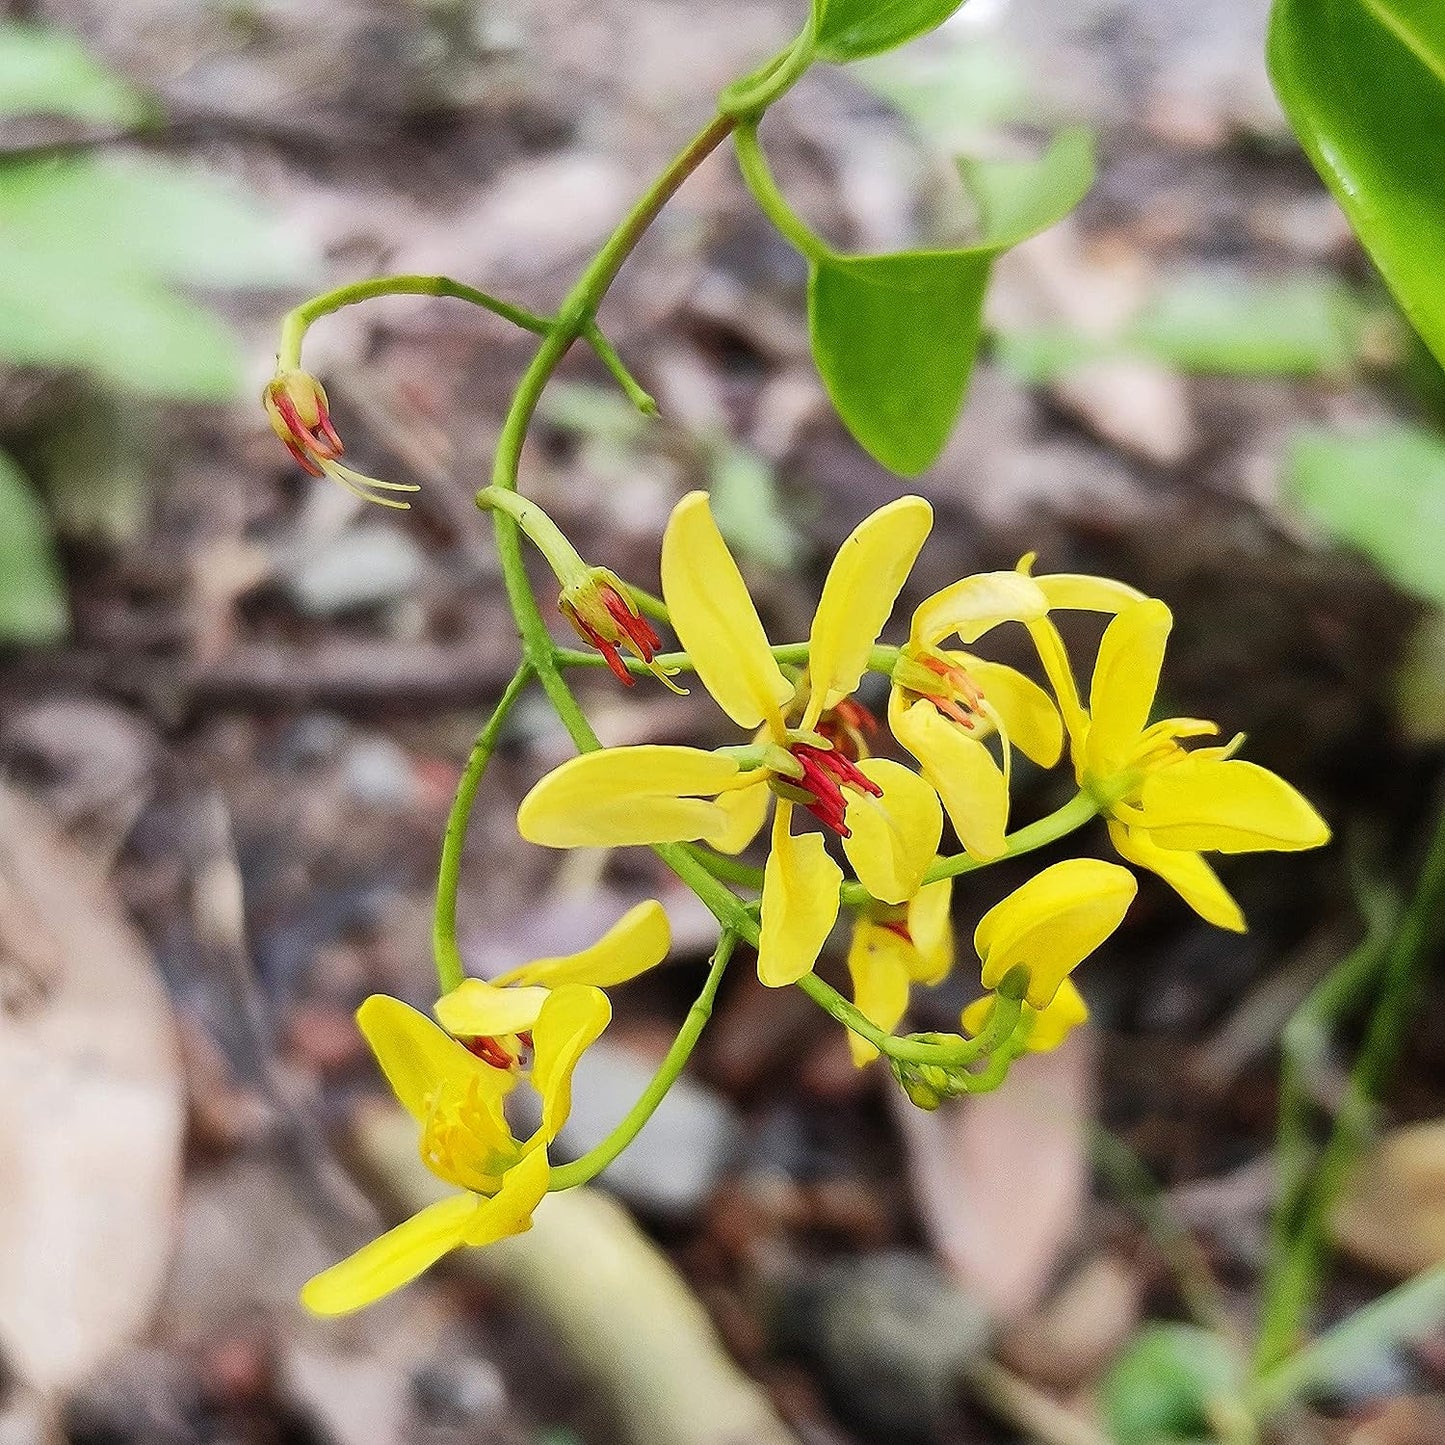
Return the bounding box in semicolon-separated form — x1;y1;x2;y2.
818;697;880;760
601;584;663;663
879;920;913;943
462;1035;515;1070
313;401;344;456
272;389;343;463
283;436;325;478
790;742;883;838
833;697;879;735
574;616;635;686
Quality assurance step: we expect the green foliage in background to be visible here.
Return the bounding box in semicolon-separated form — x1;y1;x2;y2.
0;20;153;126
1101;1325;1243;1445
1270;0;1445;369
1285;425;1445;607
0;451;67;645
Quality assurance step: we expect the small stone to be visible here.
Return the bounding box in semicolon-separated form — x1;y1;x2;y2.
283;524;426;616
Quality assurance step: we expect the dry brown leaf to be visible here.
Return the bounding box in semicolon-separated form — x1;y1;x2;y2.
0;787;185;1390
893;1031;1095;1320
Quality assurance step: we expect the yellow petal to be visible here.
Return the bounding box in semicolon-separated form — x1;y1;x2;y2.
910;569;1049;648
1034;573;1147;614
494;900;672;989
1023;978;1089;1052
462;1145;551;1246
517;745;740;848
660;491;793;730
845;919;913;1065
905;877;955;984
1107;819;1245;932
951;655;1062;767
357;995;496;1124
805;496;932;724
1085;599;1173;777
757;802;842;987
975;857;1137;1009
960;992;994;1039
434;979;550;1039
1133;757;1331;854
704;776;774;855
531;984;611;1141
841;757;942;904
1025;616;1088;754
890;693;1008;861
300;1191;480;1316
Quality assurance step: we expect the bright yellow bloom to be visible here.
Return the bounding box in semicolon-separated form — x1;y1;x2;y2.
889;562;1144;860
300;903;669;1315
962;977;1089;1054
844;877;954;1066
1042;599;1330;932
520;492;942;988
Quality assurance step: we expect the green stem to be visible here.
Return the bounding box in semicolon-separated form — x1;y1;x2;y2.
582;321;658;415
477;486;590;586
718;24;816;118
1250;1261;1445;1417
733;121;829;261
548;930;737;1190
840;790;1100;909
278;274;552;370
682;844;767;891
1254;798;1445;1373
433;663;535;994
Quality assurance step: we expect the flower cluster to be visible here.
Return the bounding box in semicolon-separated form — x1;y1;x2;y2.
301;488;1328;1315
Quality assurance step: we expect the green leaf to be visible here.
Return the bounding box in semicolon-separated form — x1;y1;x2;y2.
1269;0;1445;368
0;21;152;126
1100;1325;1241;1445
0;451;68;646
812;0;971;63
1285;425;1445;606
808;129;1094;475
0;155;314;399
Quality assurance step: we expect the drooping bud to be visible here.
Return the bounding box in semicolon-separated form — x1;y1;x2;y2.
263;368;420;509
560;568;683;692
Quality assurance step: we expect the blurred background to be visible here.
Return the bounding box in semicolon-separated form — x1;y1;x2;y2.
2;0;1444;1441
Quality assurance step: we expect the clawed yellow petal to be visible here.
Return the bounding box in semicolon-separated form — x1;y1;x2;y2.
965;978;1089;1053
704;776;774;855
841;757;942;904
357;995;497;1123
890;693;1008;861
1134;757;1331;854
910;569;1049;648
1107;820;1245;932
975;857;1137;1009
462;1145;551;1246
1033;573;1147;614
494;900;672;989
300;1191;480;1316
845;920;913;1065
517;746;740;848
757;803;842;987
434;979;550;1039
660;492;793;730
806;497;932;725
1026;616;1088;753
951;655;1063;768
531;984;611;1141
1085;599;1173;777
905;878;955;984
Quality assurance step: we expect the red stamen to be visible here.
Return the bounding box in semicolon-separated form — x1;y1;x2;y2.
283;437;325;477
789;742;883;837
601;585;662;663
462;1035;515;1069
879;920;913;943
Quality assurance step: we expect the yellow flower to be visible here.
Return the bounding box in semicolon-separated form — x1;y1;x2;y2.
962;978;1089;1054
845;877;954;1065
889;563;1144;860
519;491;941;988
300;903;669;1316
1045;599;1330;931
264;369;420;510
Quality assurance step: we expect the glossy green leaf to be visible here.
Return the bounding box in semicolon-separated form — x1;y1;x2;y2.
0;21;152;126
1285;425;1445;606
1269;0;1445;367
808;129;1094;475
1100;1325;1240;1445
812;0;971;63
0;451;67;646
